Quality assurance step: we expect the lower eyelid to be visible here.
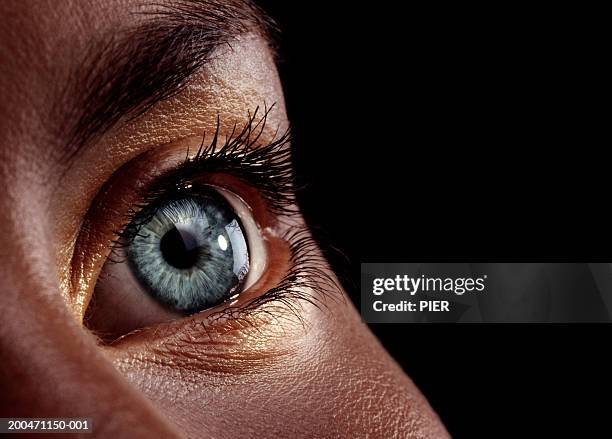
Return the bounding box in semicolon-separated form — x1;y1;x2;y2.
102;260;308;373
88;232;293;346
105;311;304;378
103;250;336;379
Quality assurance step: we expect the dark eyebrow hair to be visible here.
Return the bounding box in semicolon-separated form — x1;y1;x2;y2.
59;0;275;163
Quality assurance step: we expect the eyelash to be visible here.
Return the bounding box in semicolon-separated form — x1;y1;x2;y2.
106;106;339;323
214;226;340;325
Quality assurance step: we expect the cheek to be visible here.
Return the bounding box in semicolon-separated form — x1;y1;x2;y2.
105;288;448;439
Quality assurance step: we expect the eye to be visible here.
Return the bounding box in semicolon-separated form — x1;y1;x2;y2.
126;187;251;312
79;110;303;342
85;183;267;341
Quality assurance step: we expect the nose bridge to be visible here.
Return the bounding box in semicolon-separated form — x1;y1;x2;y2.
0;173;181;439
0;147;59;302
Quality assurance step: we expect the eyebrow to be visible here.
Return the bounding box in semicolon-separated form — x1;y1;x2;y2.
59;0;275;163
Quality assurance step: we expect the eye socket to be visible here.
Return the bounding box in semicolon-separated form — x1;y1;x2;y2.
78;110;299;342
85;184;267;341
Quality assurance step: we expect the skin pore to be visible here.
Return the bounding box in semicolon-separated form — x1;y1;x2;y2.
0;1;449;438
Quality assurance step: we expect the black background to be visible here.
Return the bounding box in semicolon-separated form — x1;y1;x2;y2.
258;2;607;438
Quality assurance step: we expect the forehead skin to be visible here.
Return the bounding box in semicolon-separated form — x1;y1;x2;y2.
0;1;448;438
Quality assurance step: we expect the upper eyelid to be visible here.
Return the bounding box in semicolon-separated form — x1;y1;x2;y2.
111;109;304;302
123;106;296;221
89;105;294;246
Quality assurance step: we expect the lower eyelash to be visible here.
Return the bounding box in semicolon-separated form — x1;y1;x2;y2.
208;226;344;326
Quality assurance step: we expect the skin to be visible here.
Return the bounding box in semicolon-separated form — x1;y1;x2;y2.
0;1;449;437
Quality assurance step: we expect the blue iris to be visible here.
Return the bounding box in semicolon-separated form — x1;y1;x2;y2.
126;191;249;312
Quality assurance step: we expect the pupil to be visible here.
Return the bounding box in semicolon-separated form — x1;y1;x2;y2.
159;225;201;269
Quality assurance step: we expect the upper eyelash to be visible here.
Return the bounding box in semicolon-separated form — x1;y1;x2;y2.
113;104;295;248
187;104;295;215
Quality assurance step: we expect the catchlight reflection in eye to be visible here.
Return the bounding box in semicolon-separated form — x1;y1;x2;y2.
218;235;228;251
